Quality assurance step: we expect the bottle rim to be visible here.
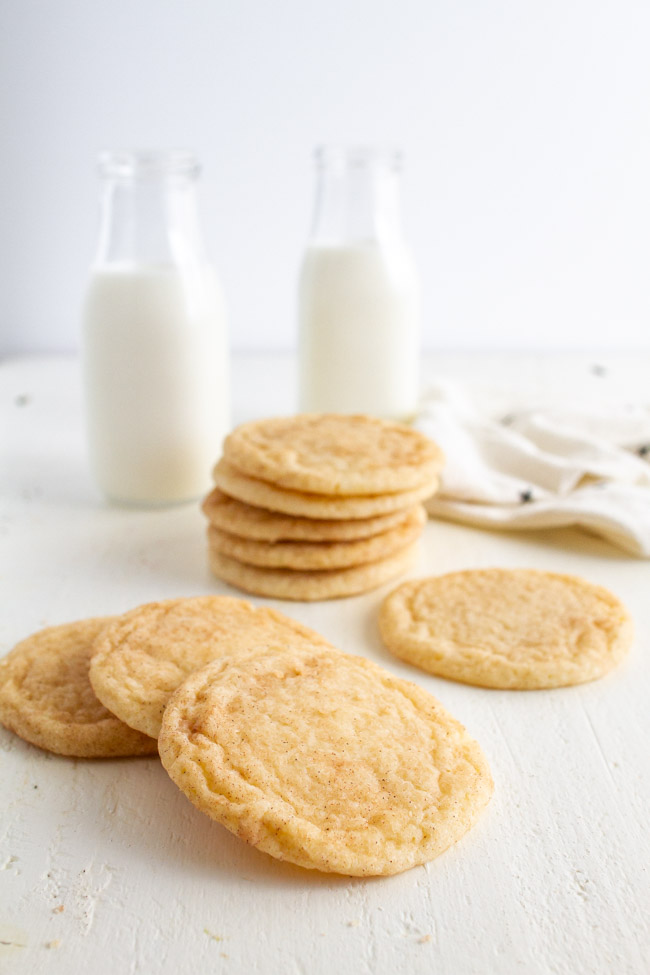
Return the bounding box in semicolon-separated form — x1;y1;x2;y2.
97;149;200;180
313;145;403;172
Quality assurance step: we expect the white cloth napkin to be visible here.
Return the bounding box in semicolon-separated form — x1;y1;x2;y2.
416;380;650;557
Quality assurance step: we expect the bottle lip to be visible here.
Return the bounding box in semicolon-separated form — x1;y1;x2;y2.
314;145;403;172
97;149;201;180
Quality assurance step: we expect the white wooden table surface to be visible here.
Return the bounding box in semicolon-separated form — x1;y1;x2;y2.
1;351;649;975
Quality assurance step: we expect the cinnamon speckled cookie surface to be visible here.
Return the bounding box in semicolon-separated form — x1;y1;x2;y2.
379;569;633;689
0;619;157;757
222;414;444;496
89;596;333;738
158;644;493;876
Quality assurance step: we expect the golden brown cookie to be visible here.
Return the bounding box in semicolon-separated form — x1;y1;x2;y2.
89;596;333;738
0;619;157;757
213;459;438;520
202;488;422;542
222;413;444;495
158;644;493;876
208;543;418;601
206;505;426;570
379;569;633;689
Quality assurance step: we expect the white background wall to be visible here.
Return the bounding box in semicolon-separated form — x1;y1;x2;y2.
1;0;649;356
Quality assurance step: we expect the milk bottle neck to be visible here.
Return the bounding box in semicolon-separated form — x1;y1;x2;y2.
309;147;405;248
94;150;206;268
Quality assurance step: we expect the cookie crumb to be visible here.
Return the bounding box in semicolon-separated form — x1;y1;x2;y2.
52;905;64;914
418;934;432;944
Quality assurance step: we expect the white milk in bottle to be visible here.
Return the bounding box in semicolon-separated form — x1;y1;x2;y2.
298;147;420;420
82;151;230;504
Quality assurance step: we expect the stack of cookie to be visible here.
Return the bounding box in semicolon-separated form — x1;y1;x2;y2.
203;413;444;600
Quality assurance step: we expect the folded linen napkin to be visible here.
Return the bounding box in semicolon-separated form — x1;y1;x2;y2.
416;380;650;557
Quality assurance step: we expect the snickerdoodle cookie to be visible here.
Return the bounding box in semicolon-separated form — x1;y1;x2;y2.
208;543;418;601
222;414;444;496
202;488;422;542
379;569;633;689
207;506;426;571
212;459;438;520
0;619;157;757
158;643;493;876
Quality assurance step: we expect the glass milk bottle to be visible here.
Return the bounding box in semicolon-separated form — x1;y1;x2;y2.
82;150;230;504
298;146;420;420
